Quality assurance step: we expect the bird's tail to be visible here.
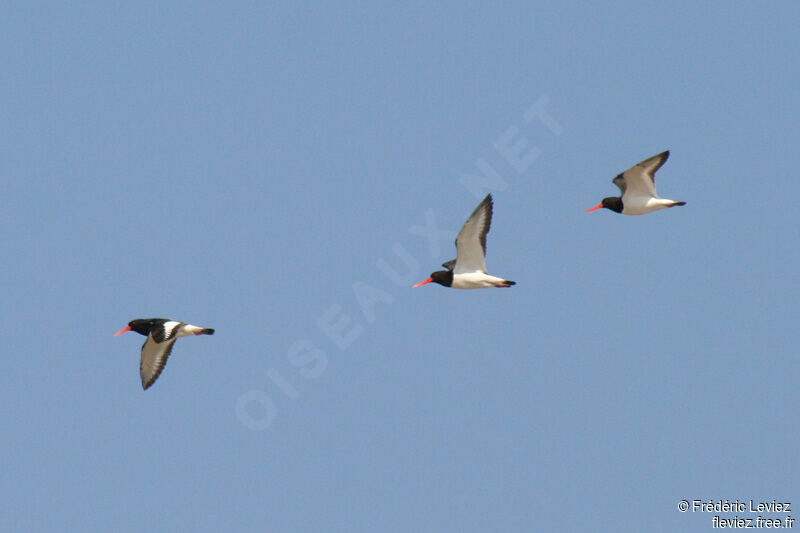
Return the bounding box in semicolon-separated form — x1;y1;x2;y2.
668;201;686;207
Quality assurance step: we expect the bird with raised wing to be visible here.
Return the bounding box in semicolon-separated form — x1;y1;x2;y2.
114;318;215;390
585;150;686;215
413;194;516;289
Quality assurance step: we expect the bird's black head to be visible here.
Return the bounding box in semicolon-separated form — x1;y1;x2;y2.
128;319;154;335
601;196;623;213
430;270;454;287
412;269;454;288
115;318;166;336
586;196;623;214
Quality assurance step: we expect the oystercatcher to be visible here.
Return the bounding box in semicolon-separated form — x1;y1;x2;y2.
114;318;215;390
585;150;686;215
413;194;516;289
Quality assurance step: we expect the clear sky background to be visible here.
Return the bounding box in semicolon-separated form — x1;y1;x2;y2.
2;2;799;532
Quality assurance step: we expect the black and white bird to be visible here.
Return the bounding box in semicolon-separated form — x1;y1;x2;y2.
114;318;215;390
585;150;686;215
413;194;516;289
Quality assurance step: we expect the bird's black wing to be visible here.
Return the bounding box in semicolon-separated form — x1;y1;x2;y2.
453;194;493;274
150;321;183;343
140;335;178;390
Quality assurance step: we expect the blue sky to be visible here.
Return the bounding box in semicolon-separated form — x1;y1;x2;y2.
2;2;799;532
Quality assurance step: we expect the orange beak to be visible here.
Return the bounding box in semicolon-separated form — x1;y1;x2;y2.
584;204;603;213
114;325;132;336
412;278;433;288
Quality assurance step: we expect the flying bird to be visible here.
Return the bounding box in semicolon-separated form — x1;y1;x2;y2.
114;318;215;390
413;194;516;289
585;150;686;215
